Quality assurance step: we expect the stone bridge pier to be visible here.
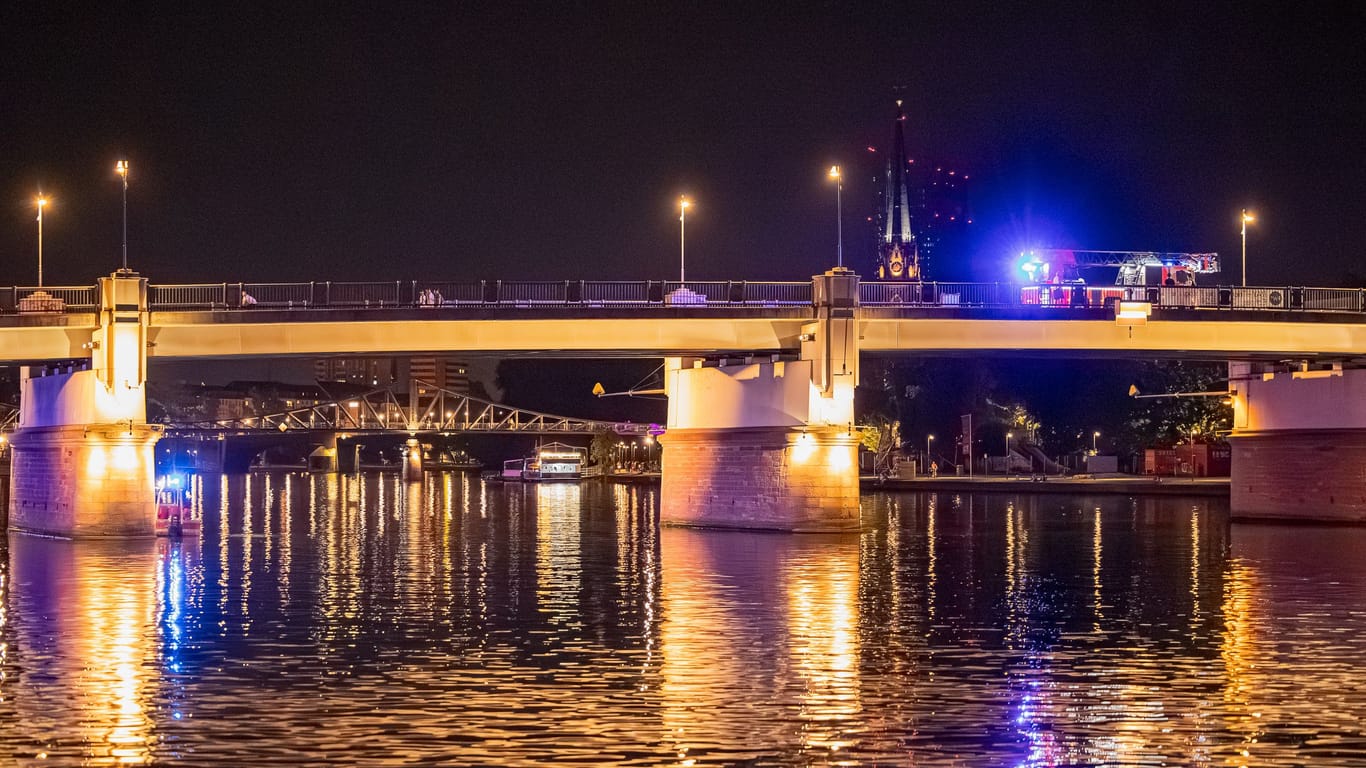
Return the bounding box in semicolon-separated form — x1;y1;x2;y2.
1229;361;1366;522
8;272;162;537
659;268;861;532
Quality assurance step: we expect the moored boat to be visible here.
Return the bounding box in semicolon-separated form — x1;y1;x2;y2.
155;474;202;537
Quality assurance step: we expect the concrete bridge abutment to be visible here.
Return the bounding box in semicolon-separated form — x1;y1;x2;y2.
1229;362;1366;522
660;268;861;532
7;272;162;538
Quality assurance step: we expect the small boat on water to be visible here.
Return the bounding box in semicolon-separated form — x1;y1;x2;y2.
499;443;587;482
423;449;484;472
155;474;202;537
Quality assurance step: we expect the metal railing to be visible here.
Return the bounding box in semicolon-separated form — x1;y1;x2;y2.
0;285;100;312
151;283;229;309
1;279;1363;315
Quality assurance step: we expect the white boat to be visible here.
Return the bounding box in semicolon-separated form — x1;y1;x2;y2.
500;443;587;481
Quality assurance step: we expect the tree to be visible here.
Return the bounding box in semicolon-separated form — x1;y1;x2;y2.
589;428;617;467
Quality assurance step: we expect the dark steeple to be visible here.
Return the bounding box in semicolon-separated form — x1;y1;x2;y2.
875;99;921;281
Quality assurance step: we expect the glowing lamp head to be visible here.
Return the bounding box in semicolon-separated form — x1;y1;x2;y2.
35;196;48;210
1241;210;1255;224
116;160;129;178
679;197;690;211
828;165;841;180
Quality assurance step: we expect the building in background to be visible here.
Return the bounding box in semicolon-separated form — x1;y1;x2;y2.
411;356;471;396
870;98;972;281
873;99;921;281
314;357;399;387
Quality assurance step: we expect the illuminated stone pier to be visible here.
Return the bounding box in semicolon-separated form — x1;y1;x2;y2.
1229;362;1366;522
659;269;860;532
7;272;162;537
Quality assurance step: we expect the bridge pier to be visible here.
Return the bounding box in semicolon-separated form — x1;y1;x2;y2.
659;268;860;532
7;272;162;537
1229;362;1366;522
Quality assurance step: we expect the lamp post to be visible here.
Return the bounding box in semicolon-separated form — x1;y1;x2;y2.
1240;209;1255;287
35;196;48;287
115;160;130;271
828;165;844;268
925;434;934;474
1005;431;1013;475
678;196;690;283
1092;430;1101;454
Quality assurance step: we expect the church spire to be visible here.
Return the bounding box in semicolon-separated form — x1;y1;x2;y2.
876;98;921;281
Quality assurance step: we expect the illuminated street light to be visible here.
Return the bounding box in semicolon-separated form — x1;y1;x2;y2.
925;434;934;474
1240;209;1255;287
115;160;130;271
1005;431;1013;475
828;165;843;268
678;196;691;283
35;196;48;287
1092;430;1101;454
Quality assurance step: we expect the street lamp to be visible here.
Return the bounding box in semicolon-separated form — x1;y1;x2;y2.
1005;431;1013;475
34;196;48;287
678;196;691;283
925;434;934;474
1092;430;1101;454
1240;209;1255;287
828;165;844;268
116;160;130;271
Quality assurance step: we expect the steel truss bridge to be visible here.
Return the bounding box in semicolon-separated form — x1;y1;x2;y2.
160;381;651;437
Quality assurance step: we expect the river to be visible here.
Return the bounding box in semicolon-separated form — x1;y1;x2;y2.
1;472;1363;766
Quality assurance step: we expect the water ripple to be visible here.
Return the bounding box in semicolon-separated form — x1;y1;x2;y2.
0;477;1363;765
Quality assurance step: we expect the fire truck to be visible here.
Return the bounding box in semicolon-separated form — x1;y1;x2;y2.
1016;249;1220;307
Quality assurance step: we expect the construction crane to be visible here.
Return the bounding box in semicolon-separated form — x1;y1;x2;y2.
1016;249;1220;287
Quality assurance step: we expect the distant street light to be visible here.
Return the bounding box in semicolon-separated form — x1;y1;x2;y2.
828;165;844;268
678;196;691;283
1092;430;1101;454
35;196;48;287
1005;431;1014;475
1240;209;1255;287
925;434;934;474
116;160;130;271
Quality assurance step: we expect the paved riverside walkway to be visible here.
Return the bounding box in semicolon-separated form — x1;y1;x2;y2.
862;473;1229;497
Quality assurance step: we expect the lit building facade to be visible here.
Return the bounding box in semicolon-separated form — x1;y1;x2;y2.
313;357;398;387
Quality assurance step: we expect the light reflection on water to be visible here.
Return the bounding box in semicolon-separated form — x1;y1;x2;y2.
0;476;1364;766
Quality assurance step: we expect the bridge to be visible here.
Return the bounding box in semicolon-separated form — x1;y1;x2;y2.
3;269;1365;537
162;382;651;436
4;279;1365;361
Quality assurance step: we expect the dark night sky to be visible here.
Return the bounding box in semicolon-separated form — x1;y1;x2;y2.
3;2;1364;288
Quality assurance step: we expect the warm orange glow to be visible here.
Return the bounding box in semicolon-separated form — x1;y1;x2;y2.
116;159;129;178
35;196;49;210
828;164;841;180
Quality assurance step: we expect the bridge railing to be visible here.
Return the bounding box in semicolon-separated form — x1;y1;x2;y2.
581;281;651;305
151;283;230;309
0;285;100;312
324;281;403;307
862;282;1019;306
7;279;1364;315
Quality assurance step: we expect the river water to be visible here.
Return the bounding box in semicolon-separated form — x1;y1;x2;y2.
1;472;1364;766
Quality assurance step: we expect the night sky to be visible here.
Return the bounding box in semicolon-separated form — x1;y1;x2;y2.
3;3;1364;288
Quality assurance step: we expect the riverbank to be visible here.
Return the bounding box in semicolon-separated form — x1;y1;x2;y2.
863;473;1229;497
